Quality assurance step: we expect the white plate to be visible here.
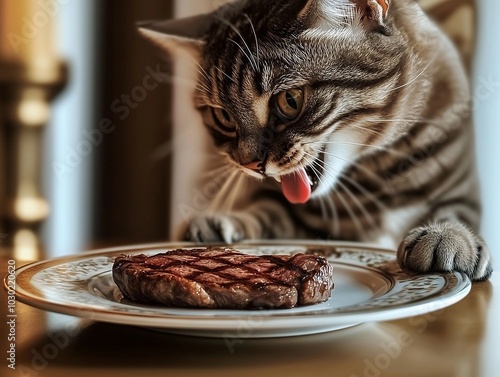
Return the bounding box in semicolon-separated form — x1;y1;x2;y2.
8;241;471;338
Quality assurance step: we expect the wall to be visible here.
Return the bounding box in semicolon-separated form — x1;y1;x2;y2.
474;0;500;270
43;0;98;256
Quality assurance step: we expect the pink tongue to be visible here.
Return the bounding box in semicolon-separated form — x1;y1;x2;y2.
281;167;312;204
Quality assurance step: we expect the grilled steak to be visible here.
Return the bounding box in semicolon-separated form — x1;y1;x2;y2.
112;247;334;309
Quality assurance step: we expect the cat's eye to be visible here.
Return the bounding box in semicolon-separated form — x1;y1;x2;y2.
276;88;304;120
213;107;236;131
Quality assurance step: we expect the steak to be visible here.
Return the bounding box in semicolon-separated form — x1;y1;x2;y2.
112;247;334;309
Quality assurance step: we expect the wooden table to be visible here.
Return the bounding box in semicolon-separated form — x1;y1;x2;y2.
1;253;498;377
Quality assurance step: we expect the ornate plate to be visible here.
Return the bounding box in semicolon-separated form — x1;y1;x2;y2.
7;241;471;338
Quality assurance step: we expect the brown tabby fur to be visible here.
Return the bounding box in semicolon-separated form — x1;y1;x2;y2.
139;0;492;281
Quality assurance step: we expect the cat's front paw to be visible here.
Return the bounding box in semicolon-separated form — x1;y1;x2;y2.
184;214;245;244
397;222;493;281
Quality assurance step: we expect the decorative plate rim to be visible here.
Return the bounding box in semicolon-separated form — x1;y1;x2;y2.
6;240;471;331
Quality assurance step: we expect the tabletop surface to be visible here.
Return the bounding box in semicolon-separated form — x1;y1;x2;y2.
1;252;499;377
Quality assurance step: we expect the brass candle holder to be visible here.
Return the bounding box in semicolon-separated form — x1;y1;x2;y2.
0;61;67;261
0;0;67;261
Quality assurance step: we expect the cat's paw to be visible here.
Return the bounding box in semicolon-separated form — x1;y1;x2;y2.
184;214;245;244
397;222;493;281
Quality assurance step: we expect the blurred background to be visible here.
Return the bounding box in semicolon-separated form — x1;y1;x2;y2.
0;0;498;264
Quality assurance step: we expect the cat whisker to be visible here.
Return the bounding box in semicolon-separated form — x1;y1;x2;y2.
214;66;238;85
348;123;386;137
310;148;388;209
365;118;426;124
319;167;364;238
216;16;259;72
207;170;240;213
320;140;408;158
301;155;340;236
307;146;389;188
196;85;212;96
176;58;214;95
311;172;366;238
362;119;450;145
308;145;391;208
222;173;245;212
337;179;378;230
325;193;340;237
196;163;235;193
304;151;378;230
243;13;260;69
365;118;450;133
317;196;329;222
386;42;443;93
195;62;213;84
228;38;258;72
337;173;387;211
311;163;341;236
201;164;233;181
196;79;213;95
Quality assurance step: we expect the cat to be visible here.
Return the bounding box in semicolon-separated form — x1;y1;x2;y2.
138;0;492;281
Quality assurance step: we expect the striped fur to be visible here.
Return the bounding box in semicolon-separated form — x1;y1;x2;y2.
141;0;492;281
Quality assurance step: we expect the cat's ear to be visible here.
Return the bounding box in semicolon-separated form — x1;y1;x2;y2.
302;0;391;31
358;0;391;29
137;14;212;59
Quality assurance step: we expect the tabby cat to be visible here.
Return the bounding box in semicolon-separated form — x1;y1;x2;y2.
139;0;492;281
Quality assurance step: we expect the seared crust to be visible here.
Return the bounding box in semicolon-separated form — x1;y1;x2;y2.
112;247;334;309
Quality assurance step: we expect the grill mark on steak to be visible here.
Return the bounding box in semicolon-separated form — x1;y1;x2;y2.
113;247;334;309
125;250;306;287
